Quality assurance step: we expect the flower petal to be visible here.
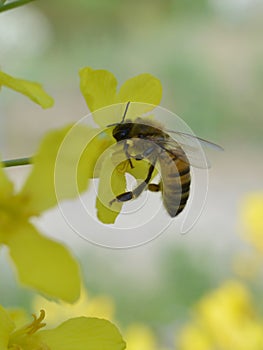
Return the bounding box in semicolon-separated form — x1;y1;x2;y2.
96;155;126;224
241;193;263;253
126;159;158;181
0;305;15;350
77;130;112;181
80;67;117;113
117;73;162;115
39;317;126;350
6;308;30;328
7;223;81;303
0;164;14;243
0;163;14;198
79;68;162;127
32;288;115;327
20;124;107;213
0;71;54;109
92;102;129;128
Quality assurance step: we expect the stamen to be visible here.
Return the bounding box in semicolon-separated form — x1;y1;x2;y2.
27;310;46;335
9;310;46;344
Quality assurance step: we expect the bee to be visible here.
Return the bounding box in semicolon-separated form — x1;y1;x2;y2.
108;102;222;217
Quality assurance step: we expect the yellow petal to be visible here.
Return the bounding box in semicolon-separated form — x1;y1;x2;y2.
177;324;212;350
117;73;162;115
0;305;15;350
92;101;156;127
7;223;81;303
39;317;126;350
0;70;54;109
126;159;158;181
240;193;263;253
0;164;14;243
32;287;115;327
20;124;107;213
77;130;113;182
96;154;126;224
79;67;117;113
6;308;30;329
80;68;162;127
91;102;129;128
0;162;14;198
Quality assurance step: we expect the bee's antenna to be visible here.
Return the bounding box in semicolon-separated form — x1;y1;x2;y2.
106;101;131;127
121;101;131;123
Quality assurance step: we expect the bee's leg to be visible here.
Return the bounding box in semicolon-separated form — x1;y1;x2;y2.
109;159;156;205
148;183;162;192
133;146;156;161
123;140;134;168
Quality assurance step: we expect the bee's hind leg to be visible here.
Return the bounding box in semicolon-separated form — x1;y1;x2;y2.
148;182;162;192
109;161;156;206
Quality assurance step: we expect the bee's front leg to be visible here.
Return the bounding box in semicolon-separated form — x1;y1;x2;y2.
123;140;134;168
123;140;155;165
133;146;156;161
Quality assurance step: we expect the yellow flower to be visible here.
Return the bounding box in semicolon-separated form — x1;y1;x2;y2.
0;305;126;350
0;70;54;108
240;193;263;253
0;124;110;302
32;287;115;327
79;67;162;223
177;281;263;350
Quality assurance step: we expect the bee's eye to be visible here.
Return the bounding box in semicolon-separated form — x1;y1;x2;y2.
113;129;129;141
119;131;128;138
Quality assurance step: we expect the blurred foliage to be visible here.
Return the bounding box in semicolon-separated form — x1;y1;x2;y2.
160;56;228;137
5;0;259;144
82;247;220;327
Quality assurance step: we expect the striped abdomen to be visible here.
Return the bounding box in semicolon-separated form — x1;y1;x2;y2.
159;149;191;217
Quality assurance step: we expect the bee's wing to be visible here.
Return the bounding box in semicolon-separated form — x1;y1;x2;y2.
162;131;223;169
165;129;223;151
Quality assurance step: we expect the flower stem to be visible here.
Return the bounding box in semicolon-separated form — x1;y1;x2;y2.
2;157;32;167
0;0;36;13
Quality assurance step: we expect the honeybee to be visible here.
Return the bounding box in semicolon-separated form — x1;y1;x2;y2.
108;102;222;217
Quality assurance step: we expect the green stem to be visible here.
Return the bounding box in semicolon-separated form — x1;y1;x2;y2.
0;0;36;13
2;157;32;167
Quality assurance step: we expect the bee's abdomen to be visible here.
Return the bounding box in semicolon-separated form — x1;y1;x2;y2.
160;153;191;218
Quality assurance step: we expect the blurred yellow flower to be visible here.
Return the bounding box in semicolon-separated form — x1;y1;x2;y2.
240;193;263;253
0;305;126;350
124;324;157;350
124;323;171;350
0;124;110;303
32;287;115;327
177;280;263;350
0;70;54;108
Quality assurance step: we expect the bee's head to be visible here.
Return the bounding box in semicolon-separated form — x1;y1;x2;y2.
112;122;133;141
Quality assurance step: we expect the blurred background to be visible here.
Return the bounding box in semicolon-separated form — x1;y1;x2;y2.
1;0;263;349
